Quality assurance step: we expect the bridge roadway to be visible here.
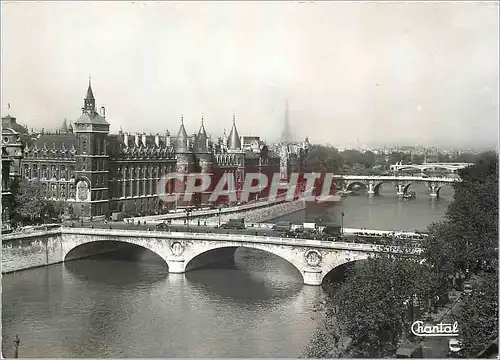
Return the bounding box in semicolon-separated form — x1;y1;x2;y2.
9;225;420;286
389;162;473;173
67;220;426;239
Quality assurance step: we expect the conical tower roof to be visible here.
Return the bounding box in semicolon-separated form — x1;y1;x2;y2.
227;113;241;150
86;79;95;100
175;115;189;153
196;116;208;152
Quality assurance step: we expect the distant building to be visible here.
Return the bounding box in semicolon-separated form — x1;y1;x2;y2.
1;81;307;219
1;143;13;231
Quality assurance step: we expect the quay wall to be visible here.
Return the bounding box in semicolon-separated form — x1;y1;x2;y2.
1;230;126;274
2;230;64;273
218;199;307;224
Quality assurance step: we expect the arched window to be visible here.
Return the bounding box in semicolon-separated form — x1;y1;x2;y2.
61;165;67;180
82;140;88;154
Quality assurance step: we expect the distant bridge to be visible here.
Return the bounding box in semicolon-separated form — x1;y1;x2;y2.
333;175;460;198
389;162;473;173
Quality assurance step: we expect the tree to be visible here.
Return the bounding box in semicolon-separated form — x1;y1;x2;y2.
325;237;437;358
422;152;498;278
420;151;498;356
457;271;498;358
12;179;56;225
306;145;343;172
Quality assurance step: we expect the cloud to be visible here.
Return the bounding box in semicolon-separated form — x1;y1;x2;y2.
2;1;498;150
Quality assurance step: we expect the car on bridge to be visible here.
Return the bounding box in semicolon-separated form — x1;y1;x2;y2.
221;218;246;230
272;221;292;233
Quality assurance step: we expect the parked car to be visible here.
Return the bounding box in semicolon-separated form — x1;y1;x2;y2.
449;338;462;357
463;282;473;295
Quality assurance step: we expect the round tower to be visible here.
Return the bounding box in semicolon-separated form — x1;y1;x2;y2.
194;116;213;205
174;116;195;208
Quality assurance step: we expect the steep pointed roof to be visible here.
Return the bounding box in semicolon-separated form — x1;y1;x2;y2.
61;118;68;131
227;113;241;150
175;115;189;152
86;79;95;100
196;116;208;152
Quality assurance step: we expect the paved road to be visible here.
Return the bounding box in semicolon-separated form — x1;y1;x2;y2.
421;293;463;358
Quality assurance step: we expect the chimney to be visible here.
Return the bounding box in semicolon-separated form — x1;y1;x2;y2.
123;132;129;147
135;133;140;147
142;133;147;147
100;106;106;118
166;134;171;147
155;133;160;147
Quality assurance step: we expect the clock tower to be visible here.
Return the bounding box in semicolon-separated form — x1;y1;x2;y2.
72;80;110;219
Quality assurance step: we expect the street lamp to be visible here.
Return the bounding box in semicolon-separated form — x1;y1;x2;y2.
13;334;20;359
186;209;191;232
341;211;345;235
218;208;222;228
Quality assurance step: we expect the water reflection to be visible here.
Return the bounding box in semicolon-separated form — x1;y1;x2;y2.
185;248;304;308
276;189;452;231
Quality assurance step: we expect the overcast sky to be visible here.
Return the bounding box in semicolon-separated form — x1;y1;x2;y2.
1;1;498;149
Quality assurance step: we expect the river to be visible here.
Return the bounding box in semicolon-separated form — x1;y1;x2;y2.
1;184;453;358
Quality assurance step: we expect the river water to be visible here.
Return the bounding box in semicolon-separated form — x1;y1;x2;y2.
2;184;453;358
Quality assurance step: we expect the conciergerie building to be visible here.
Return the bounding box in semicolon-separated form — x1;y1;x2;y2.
1;81;310;220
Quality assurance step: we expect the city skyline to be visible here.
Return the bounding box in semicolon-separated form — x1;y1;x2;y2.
1;1;499;150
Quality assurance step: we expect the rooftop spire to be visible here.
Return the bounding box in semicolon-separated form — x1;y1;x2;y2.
227;113;241;150
86;77;94;100
281;99;292;142
175;115;189;153
196;114;208;152
83;78;96;114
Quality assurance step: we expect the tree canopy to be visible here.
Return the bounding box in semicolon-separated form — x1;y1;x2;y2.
303;151;499;358
12;179;56;225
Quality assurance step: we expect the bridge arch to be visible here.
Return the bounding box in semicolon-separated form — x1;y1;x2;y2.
183;244;304;282
345;181;367;191
62;235;171;266
322;257;371;285
436;183;455;198
318;249;374;284
373;181;395;195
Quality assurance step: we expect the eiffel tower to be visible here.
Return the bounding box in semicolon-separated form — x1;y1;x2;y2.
280;100;292;143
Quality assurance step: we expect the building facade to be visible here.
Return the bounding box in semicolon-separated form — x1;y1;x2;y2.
2;82;308;219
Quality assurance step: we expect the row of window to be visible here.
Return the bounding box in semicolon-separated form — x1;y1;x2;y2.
111;165;176;180
110;178;163;199
24;164;75;181
46;182;76;199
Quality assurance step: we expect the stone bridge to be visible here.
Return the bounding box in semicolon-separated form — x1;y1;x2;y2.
334;175;460;198
2;227;419;286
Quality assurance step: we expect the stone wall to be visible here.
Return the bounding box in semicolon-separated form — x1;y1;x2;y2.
219;199;306;223
2;230;64;273
1;230;131;274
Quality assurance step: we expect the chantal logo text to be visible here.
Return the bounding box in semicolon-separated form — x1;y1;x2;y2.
411;321;459;337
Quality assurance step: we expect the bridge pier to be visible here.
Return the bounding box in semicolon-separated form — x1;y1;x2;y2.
167;258;186;273
429;184;438;198
396;184;405;197
367;181;375;195
303;269;323;286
